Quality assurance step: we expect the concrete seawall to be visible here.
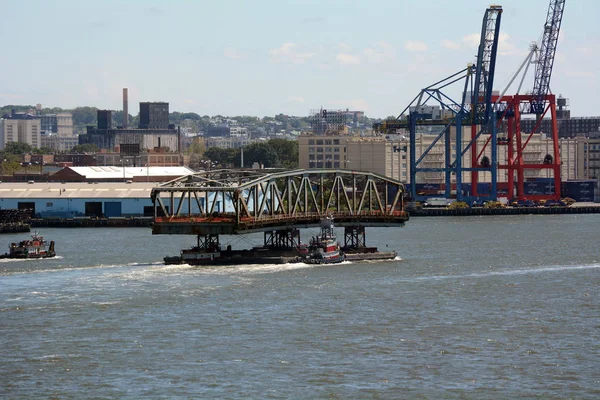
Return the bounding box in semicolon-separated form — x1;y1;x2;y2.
2;206;598;229
29;217;154;228
409;205;600;217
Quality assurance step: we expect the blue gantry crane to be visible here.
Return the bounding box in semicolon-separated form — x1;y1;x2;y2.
373;5;502;203
531;0;566;115
461;5;502;201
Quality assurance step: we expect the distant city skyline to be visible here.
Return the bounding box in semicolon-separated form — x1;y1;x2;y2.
1;0;598;118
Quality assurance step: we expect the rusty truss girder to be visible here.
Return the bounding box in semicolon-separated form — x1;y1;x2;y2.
151;169;409;235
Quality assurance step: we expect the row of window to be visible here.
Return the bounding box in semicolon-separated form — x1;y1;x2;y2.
308;147;343;153
309;161;341;168
308;139;341;145
309;154;342;161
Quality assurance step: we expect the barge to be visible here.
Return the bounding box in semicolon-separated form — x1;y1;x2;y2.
164;217;396;266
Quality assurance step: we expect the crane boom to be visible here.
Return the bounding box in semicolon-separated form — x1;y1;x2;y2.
531;0;566;114
471;5;502;124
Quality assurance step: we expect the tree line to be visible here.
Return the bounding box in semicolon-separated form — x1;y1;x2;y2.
2;105;381;136
190;138;298;169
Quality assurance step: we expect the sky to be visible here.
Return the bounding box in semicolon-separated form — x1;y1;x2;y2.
1;0;598;118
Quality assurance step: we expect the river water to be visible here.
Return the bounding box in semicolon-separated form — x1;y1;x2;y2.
1;215;599;399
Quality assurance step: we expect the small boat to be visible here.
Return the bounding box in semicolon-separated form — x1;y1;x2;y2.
1;232;56;259
299;216;345;265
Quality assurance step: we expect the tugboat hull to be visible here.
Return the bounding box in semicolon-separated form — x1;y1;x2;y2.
0;252;56;260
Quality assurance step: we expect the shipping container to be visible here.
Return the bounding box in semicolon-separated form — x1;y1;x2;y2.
562;180;597;202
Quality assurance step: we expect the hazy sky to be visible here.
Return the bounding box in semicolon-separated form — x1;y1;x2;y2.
1;0;597;118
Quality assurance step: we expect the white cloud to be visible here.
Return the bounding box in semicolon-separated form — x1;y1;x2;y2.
462;33;480;48
497;32;518;56
407;54;428;72
441;39;460;50
575;47;591;54
336;53;360;65
564;70;595;78
363;41;395;63
269;42;315;64
404;40;428;52
462;32;522;57
0;93;26;100
338;42;351;51
349;99;369;111
224;47;242;60
328;99;369;111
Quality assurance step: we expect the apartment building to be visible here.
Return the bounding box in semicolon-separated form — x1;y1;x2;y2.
298;131;584;184
1;113;41;149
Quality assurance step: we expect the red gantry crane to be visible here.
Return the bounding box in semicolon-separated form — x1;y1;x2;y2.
493;0;566;201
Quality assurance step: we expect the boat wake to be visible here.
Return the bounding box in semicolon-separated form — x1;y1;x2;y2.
184;261;325;275
398;262;600;283
0;255;63;263
0;260;163;276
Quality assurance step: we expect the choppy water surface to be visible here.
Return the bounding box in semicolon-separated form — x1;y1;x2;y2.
1;215;599;398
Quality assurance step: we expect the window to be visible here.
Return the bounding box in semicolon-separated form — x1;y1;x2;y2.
325;140;332;145
317;148;323;153
326;147;332;152
334;161;340;168
334;148;340;153
333;154;340;160
308;139;315;145
333;139;340;145
309;147;315;153
309;154;315;160
316;139;323;145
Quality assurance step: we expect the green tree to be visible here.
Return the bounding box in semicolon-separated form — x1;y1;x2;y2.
112;110;135;127
267;138;298;169
42;107;65;114
0;158;22;176
189;153;201;170
71;144;99;153
3;142;33;155
71;106;98;134
32;146;55;155
187;137;206;155
71;106;98;125
204;147;239;166
0;105;35;116
243;142;280;168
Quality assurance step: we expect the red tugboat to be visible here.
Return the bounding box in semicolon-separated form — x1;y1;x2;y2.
299;216;345;265
1;232;56;259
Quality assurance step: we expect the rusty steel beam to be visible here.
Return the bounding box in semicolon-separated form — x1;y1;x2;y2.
150;169;409;235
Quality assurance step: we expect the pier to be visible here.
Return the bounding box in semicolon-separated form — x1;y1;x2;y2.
409;205;600;217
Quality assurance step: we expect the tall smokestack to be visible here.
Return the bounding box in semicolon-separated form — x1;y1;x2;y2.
122;88;129;128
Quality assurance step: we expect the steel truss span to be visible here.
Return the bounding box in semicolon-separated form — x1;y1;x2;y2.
151;169;409;235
